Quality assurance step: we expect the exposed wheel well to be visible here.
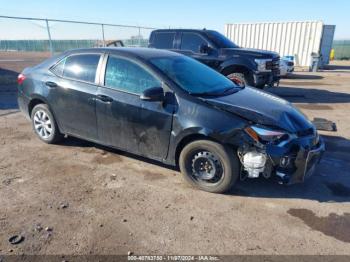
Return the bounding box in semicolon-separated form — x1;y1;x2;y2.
175;134;218;166
222;65;251;77
28;98;46;117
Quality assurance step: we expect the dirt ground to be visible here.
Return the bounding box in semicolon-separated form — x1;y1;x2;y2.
0;52;350;256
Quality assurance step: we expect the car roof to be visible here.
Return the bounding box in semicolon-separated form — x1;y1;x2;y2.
65;47;181;60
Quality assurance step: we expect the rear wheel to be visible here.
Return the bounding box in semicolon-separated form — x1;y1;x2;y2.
179;140;239;193
31;104;63;144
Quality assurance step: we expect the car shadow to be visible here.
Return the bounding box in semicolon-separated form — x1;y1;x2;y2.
0;67;19;110
285;74;324;80
62;134;350;203
265;86;350;103
323;64;350;70
229;134;350;203
60;136;178;171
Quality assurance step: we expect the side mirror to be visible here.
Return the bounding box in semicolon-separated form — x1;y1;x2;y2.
140;87;164;101
199;43;211;54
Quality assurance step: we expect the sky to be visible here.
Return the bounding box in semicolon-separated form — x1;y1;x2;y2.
0;0;349;40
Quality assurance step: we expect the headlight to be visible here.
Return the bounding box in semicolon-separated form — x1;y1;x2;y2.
254;59;272;72
245;125;288;144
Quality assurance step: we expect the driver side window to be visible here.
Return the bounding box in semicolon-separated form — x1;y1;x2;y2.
181;33;208;53
105;56;161;94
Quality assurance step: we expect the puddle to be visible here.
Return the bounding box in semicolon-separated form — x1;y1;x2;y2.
297;104;333;110
143;170;166;181
92;152;123;165
287;208;350;243
325;182;350;197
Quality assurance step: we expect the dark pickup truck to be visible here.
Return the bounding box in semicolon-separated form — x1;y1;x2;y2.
149;29;280;88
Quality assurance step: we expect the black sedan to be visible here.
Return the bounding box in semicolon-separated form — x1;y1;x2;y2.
17;48;324;193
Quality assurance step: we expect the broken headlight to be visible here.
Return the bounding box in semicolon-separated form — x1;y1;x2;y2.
245;125;289;144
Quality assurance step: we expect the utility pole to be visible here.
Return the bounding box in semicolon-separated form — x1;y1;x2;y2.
45;19;53;56
101;24;106;47
138;27;141;47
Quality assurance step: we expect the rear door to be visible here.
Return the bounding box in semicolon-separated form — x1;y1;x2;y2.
149;31;176;50
95;54;174;160
48;53;102;140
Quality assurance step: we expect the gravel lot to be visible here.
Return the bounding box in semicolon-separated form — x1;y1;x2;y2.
0;52;349;256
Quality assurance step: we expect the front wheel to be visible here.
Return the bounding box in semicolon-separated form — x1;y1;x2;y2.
179;140;240;193
226;72;253;87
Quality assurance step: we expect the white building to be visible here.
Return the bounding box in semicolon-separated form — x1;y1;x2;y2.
225;21;335;67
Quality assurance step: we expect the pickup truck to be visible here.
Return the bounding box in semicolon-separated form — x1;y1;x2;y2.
149;29;280;88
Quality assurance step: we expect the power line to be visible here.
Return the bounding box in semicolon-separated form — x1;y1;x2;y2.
0;15;157;30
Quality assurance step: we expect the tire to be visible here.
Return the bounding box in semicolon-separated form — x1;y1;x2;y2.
179;140;240;193
226;72;254;87
31;104;63;144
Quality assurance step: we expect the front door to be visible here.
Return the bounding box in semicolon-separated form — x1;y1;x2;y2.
177;32;218;69
96;54;173;160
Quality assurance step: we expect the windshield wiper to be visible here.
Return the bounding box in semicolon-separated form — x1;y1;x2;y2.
189;92;218;97
190;86;240;97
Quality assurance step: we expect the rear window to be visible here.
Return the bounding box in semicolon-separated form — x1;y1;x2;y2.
52;54;100;83
153;32;175;49
51;58;65;76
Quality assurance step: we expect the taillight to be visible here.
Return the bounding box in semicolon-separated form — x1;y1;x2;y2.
17;74;26;85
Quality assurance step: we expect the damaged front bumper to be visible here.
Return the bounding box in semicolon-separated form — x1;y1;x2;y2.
273;138;325;184
238;131;325;185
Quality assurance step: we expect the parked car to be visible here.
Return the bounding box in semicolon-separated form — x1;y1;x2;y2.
96;40;125;48
17;48;324;193
149;29;280;88
106;40;125;47
280;57;294;77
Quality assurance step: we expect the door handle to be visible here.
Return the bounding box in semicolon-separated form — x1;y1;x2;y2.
96;94;113;103
45;81;58;88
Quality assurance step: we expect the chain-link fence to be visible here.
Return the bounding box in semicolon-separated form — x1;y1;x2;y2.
0;15;157;55
333;40;350;60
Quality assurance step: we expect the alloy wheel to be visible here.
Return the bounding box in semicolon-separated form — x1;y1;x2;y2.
33;110;53;139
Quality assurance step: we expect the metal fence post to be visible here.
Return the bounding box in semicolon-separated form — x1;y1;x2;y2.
45;19;53;56
101;24;106;47
138;27;141;47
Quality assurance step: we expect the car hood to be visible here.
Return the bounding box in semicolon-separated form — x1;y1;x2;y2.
204;87;313;133
220;47;279;59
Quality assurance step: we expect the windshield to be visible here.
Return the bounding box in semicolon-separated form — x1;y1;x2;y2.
206;31;239;48
150;56;240;96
